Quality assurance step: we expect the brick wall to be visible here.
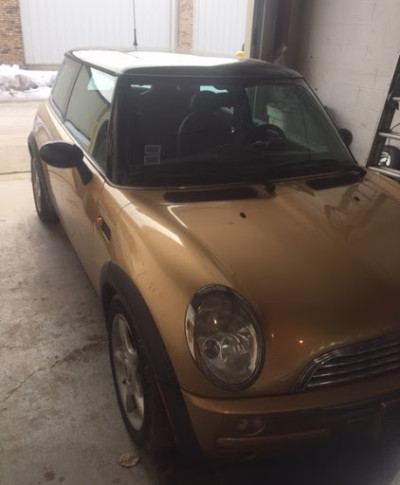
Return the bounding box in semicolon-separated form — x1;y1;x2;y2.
294;0;400;164
178;0;193;51
0;0;24;65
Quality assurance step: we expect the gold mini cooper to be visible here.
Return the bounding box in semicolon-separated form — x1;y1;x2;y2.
29;48;400;459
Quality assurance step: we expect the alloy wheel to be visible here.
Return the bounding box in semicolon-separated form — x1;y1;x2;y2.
111;313;145;431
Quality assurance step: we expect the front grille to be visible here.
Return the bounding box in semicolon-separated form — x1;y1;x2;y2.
294;332;400;391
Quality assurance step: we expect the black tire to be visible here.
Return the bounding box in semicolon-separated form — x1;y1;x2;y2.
379;145;400;169
31;154;58;224
107;295;173;453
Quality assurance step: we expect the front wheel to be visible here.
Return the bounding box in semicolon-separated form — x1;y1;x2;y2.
31;154;58;224
107;296;173;453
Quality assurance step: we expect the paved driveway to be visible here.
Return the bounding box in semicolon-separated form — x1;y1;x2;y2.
0;101;156;485
0;101;38;174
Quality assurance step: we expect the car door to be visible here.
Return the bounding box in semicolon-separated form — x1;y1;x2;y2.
46;64;117;287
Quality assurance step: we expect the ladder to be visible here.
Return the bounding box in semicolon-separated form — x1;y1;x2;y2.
367;55;400;170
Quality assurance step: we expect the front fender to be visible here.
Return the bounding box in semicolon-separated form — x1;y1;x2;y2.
100;262;201;457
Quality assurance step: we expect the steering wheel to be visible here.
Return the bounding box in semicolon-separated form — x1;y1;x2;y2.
251;123;286;149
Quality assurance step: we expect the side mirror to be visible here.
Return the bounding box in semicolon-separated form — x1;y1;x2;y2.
39;141;93;185
338;128;353;147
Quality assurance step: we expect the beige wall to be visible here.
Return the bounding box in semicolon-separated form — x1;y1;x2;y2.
294;0;400;164
0;0;24;65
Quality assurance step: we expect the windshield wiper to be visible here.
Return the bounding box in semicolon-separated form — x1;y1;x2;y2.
129;158;276;193
265;158;366;177
127;153;364;191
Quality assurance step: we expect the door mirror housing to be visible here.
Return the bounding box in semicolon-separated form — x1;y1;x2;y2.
338;128;353;147
39;141;93;185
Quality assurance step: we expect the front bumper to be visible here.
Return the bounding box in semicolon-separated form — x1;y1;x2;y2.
182;372;400;459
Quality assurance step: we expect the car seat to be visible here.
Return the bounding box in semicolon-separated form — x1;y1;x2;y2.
177;91;232;157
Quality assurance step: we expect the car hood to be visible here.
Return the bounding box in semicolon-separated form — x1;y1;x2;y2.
121;171;400;394
162;172;400;392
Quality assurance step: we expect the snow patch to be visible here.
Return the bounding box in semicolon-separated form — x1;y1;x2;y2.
0;64;57;101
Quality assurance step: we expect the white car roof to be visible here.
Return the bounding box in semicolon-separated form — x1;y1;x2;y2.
67;48;301;79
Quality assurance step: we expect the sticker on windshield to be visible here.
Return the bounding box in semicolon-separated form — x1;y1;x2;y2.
144;145;161;165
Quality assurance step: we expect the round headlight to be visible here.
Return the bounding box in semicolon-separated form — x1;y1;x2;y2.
185;285;263;391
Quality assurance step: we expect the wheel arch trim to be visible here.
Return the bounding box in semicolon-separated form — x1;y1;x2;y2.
100;261;201;456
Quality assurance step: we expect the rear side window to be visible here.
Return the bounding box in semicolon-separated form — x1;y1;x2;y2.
64;66;116;171
51;58;81;117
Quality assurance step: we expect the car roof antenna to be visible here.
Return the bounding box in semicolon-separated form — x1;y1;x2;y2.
132;0;138;48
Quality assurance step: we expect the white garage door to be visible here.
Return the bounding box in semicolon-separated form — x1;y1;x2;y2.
193;0;248;57
19;0;176;66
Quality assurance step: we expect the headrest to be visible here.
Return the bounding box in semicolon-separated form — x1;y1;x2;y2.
189;90;222;113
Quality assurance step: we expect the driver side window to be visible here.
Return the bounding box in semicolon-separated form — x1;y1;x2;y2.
64;67;116;172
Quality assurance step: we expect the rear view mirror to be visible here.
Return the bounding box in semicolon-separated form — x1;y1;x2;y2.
40;141;93;185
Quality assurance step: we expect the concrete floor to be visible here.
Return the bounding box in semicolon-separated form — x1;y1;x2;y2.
4;100;400;485
0;101;39;175
0;101;157;485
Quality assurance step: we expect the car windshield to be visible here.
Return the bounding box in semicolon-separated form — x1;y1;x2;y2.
114;75;358;187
